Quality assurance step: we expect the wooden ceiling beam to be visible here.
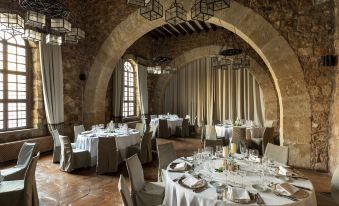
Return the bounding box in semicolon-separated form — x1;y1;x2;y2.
188;20;202;33
163;24;180;37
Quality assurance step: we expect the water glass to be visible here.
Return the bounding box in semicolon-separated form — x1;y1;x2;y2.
240;145;248;156
216;187;224;200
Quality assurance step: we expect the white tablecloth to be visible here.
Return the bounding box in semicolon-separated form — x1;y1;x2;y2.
164;157;317;206
76;129;141;166
215;125;265;140
151;118;183;136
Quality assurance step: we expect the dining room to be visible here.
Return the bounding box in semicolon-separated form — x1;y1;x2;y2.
0;0;338;206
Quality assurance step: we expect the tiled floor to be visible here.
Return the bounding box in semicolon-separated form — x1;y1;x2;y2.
0;136;335;206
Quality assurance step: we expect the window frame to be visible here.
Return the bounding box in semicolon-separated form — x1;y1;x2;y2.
122;60;136;117
0;33;31;131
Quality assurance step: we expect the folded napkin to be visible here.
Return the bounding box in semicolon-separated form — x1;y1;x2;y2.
248;155;261;163
81;131;91;135
278;166;293;176
227;186;250;201
182;176;204;188
173;162;188;171
276;183;299;196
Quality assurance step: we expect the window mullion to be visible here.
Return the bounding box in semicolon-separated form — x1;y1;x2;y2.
3;40;8;130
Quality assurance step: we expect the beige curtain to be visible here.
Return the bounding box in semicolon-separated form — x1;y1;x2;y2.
137;64;148;116
163;57;265;126
112;59;124;120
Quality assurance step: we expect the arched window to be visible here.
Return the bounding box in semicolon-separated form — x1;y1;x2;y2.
0;31;28;130
123;60;135;117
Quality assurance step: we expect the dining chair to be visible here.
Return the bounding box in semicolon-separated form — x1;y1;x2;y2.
126;155;165;206
1;143;36;181
212;119;221;126
262;127;275;154
59;135;91;172
74;125;85;143
150;125;158;153
205;125;217;140
51;129;61;163
118;175;134;206
96;137;119;174
158;119;171;138
135;123;145;136
264;143;289;165
0;152;40;206
232;127;247;153
128;132;153;164
157;143;177;181
204;139;223;151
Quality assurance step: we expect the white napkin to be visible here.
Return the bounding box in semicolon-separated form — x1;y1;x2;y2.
276;183;299;196
81;131;91;135
182;176;204;188
174;162;187;171
278;166;292;176
249;155;261;163
227;187;250;201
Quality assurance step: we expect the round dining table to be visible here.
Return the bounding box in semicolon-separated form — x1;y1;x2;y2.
164;155;316;206
150;118;183;136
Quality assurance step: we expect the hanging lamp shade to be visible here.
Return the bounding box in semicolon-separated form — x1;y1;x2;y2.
25;10;46;29
65;28;85;40
46;34;62;45
191;0;214;21
0;12;25;35
64;35;78;44
140;0;163;21
165;1;187;25
208;0;230;11
22;29;42;42
50;18;71;33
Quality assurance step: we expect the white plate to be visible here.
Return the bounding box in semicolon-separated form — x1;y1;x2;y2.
252;184;269;192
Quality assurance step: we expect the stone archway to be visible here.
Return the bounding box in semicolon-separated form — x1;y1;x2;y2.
152;45;279;122
85;1;311;168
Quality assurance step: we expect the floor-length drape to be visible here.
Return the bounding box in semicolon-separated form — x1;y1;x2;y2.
163;57;265;126
112;59;124;121
39;37;64;132
137;64;148;116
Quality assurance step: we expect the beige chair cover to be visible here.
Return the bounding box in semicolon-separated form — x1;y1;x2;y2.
2;143;36;181
74;125;85;142
96;137;119;174
118;175;134;206
205;125;217;140
51;129;61;163
59;136;90;172
0;152;40;206
264;143;289;165
157;143;177;181
150;125;158;152
126;155;165;206
158;119;170;138
262;127;275;153
204;139;223;150
135;123;145;136
232;127;247;153
331;166;339;203
139;132;152;164
181;118;189;137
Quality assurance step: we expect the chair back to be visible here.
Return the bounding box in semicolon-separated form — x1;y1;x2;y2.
140;132;152;163
264;143;289;165
181;118;189;137
204;139;223;150
212;120;221;125
158;119;170;138
135;123;145;136
232;127;247;153
157;143;176;170
118;175;134;206
51;129;61;147
205;125;217;140
74;125;85;142
126;155;145;205
17;143;36;167
59;136;73;172
24;152;40;206
262;127;275;153
97;137;118;174
331;166;339;203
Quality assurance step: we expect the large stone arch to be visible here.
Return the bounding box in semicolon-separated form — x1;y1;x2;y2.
85;1;311;167
153;45;279;122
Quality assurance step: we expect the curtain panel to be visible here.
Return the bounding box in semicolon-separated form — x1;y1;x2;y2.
112;59;124;121
39;37;64;132
163;57;265;126
137;64;148;116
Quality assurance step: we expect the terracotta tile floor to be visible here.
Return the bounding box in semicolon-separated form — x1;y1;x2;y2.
0;137;334;206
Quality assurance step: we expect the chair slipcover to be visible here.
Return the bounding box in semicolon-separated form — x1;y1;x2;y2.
331;166;339;203
128;132;153;164
158;119;170;138
157;143;176;181
181;118;189;137
51;130;61;163
135;123;145;136
119;175;134;206
262;127;275;153
232;127;247;153
96;137;119;174
205;125;217;140
59;136;90;172
74;125;85;143
2;143;36;181
0;152;40;206
264;143;289;165
204;139;223;150
126;155;165;206
150;125;158;152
